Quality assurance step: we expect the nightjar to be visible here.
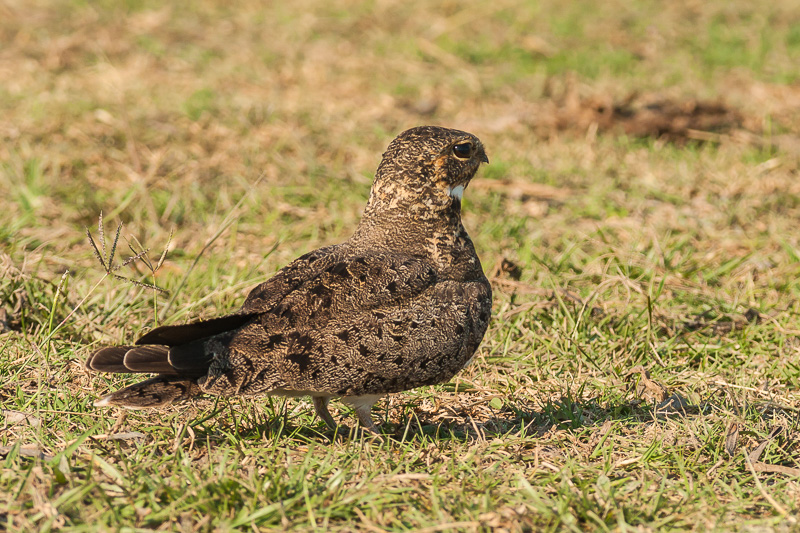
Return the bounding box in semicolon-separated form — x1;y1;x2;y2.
86;126;492;434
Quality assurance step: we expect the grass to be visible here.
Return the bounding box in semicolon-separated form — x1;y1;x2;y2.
2;0;800;530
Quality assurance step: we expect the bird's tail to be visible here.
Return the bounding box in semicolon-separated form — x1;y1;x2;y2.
93;376;201;409
86;344;204;409
86;314;256;409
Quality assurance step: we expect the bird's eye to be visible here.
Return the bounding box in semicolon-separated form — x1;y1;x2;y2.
452;143;472;159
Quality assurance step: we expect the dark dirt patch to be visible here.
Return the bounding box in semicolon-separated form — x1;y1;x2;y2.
532;82;747;143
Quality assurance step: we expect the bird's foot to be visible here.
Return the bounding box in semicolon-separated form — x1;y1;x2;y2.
312;396;337;430
354;404;382;437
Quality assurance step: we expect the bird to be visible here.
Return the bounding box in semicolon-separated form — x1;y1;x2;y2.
85;125;492;434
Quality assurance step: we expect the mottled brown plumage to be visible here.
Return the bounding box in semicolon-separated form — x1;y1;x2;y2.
86;126;492;433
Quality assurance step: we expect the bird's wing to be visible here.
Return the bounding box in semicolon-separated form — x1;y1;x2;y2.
240;244;341;313
195;252;448;395
135;313;259;346
129;245;342;348
257;251;440;328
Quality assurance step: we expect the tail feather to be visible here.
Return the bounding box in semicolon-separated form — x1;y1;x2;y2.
86;345;181;375
94;376;201;409
86;346;137;372
123;345;178;375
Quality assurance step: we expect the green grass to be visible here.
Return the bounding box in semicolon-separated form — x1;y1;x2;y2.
2;0;800;531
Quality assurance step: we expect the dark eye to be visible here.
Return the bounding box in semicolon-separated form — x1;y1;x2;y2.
452;143;472;159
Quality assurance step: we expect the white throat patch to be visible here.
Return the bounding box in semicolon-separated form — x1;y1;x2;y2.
447;185;464;201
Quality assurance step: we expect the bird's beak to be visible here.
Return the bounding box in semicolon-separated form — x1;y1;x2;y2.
478;148;489;164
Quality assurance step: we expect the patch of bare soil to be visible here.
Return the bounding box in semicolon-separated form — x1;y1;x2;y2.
532;82;746;143
519;78;800;154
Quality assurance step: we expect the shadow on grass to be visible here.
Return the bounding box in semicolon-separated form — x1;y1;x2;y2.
108;392;714;450
390;394;711;443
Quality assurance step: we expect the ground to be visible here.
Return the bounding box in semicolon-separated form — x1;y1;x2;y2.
1;0;800;531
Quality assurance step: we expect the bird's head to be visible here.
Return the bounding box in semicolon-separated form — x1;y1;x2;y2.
366;126;489;218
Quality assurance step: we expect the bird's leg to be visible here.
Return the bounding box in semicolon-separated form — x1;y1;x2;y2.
354;404;381;435
312;396;337;430
342;394;384;436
